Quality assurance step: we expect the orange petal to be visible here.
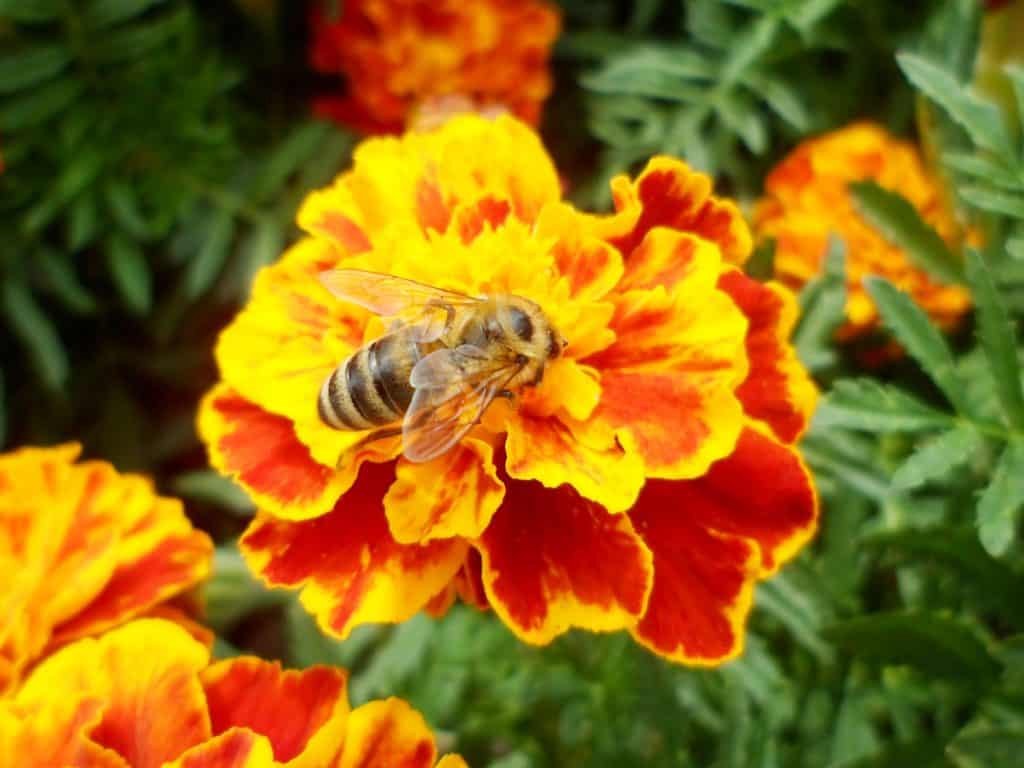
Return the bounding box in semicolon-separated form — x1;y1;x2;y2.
240;462;467;639
593;370;743;480
199;386;355;521
503;410;646;514
335;699;441;768
718;269;818;443
477;482;653;644
673;425;818;575
535;201;624;302
384;439;504;544
451;196;511;244
606;156;752;266
166;729;276;768
628;488;759;665
201;658;349;767
0;696;128;768
453;549;489;611
15;619;212;768
617;228;721;294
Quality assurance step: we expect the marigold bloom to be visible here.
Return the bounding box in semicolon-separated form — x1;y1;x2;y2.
0;444;212;694
309;0;559;133
754;122;972;337
199;115;818;665
0;618;467;768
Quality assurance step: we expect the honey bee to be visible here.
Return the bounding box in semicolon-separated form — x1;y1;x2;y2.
317;269;568;463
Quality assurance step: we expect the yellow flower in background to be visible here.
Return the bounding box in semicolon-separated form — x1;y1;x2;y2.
0;444;213;695
0;618;467;768
754;122;972;338
199;114;818;666
309;0;560;133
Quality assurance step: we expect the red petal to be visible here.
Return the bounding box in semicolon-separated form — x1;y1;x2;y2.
718;270;817;442
477;482;652;643
452;197;511;244
240;462;466;639
629;486;759;664
201;658;348;764
416;178;452;235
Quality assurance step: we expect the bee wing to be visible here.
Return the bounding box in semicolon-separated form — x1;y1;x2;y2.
402;346;524;463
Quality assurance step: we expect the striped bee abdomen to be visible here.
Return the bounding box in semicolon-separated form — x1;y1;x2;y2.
318;331;422;431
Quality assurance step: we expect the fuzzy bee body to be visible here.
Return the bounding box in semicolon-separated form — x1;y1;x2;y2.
316;270;568;463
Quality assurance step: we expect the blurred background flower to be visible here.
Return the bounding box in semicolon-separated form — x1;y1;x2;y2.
0;444;212;694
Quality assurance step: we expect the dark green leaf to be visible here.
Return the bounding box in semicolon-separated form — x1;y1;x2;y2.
816;379;953;432
0;278;68;390
250;121;333;203
105;182;155;240
23;148;104;234
36;248;97;314
106;235;152;314
897;53;1012;157
204;547;287;632
850;181;964;285
184;211;234;300
960;186;1024;219
948;727;1024;768
794;235;846;372
171;470;254;516
965;249;1024;428
823;611;1000;685
85;0;171;29
745;239;775;281
97;7;188;62
977;439;1024;558
0;77;81;132
864;277;971;415
0;0;60;22
833;739;949;768
891;424;981;490
0;45;71;94
67;194;100;251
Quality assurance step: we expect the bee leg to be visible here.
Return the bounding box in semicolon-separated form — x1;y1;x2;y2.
337;426;402;467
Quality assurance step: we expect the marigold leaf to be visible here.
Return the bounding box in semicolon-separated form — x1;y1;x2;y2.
794;235;846;372
948;727;1024;768
67;193;100;251
0;77;82;132
204;547;287;632
817;379;952;432
864;277;971;416
0;0;60;22
171;470;254;515
965;249;1024;429
0;45;71;94
105;181;156;240
249;120;334;203
960;186;1024;219
97;6;188;62
106;235;152;315
891;424;981;491
942;152;1020;190
184;211;234;300
85;0;172;29
36;247;97;315
0;278;68;390
850;181;964;285
822;611;1000;685
897;52;1012;158
977;440;1024;558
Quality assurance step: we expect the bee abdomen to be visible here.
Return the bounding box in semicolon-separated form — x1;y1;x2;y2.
318;332;419;431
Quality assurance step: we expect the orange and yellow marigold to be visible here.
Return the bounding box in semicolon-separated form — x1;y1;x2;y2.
0;618;467;768
0;444;213;694
755;122;972;338
309;0;560;133
199;114;819;665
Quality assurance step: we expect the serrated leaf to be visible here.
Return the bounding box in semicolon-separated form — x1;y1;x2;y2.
204;546;287;632
960;186;1024;219
747;73;810;131
977;440;1024;558
897;53;1012;157
816;379;953;432
864;277;971;416
0;77;82;132
106;235;152;314
966;249;1024;428
85;0;171;29
948;727;1024;768
105;181;154;240
67;194;100;251
822;611;1000;685
0;45;71;94
794;235;846;371
184;211;234;300
23;148;104;234
0;0;60;22
0;278;68;390
171;470;254;516
850;181;964;285
97;7;188;61
891;424;981;490
250;121;333;203
942;152;1020;189
36;248;97;314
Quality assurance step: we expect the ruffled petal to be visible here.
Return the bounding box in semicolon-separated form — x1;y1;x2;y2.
718;270;818;442
201;658;349;767
15;619;212;768
198;386;359;521
605;156;752;266
628;489;759;665
335;699;440;768
502;409;646;513
534;201;624;302
0;697;128;768
477;482;653;644
617;227;721;294
240;462;467;639
384;439;504;543
673;425;818;575
166;729;276;768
